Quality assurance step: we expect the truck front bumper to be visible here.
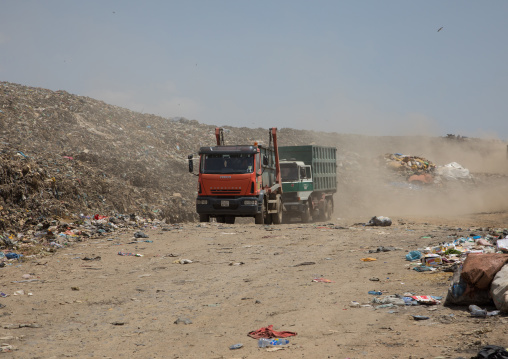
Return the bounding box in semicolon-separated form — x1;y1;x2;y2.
196;196;261;217
283;202;306;213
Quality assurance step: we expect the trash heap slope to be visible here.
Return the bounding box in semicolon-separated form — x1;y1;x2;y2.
1;81;507;235
0;82;335;233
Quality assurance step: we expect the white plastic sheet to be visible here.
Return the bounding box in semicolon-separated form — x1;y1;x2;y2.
435;162;471;180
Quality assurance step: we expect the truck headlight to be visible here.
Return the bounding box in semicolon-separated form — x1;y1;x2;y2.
196;199;208;205
244;200;257;205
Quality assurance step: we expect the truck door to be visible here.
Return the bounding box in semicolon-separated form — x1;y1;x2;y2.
255;152;261;192
305;166;312;181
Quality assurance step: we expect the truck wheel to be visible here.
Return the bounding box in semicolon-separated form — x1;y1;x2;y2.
216;216;226;223
325;199;333;220
301;206;310;223
255;204;264;224
199;214;210;222
271;197;282;224
225;216;236;224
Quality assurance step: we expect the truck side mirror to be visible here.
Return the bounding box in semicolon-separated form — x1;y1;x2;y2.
300;167;307;179
263;155;269;166
188;155;194;173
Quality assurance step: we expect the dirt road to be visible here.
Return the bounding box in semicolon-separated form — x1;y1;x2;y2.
2;213;508;359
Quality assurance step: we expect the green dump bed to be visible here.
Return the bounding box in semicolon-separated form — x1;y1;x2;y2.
279;145;337;192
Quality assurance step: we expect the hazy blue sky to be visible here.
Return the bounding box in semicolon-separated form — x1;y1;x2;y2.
1;1;507;139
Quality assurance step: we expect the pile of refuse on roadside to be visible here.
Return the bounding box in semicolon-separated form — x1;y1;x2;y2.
0;214;172;266
405;229;508;272
383;153;436;175
381;153;473;186
347;226;508;317
406;229;508;314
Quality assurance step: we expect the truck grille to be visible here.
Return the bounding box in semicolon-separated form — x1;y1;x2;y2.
211;189;242;195
213;203;239;210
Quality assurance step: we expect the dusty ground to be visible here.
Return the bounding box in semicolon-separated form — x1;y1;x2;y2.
2;81;508;359
2;210;508;359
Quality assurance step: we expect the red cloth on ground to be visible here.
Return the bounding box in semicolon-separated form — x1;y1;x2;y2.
248;325;297;339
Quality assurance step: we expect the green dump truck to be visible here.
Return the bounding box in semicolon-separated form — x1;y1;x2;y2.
279;145;337;222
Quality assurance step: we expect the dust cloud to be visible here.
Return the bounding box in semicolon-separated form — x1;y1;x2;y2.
330;135;508;220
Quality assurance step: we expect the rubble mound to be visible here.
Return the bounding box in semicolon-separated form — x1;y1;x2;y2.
0;82;346;235
1;81;507;238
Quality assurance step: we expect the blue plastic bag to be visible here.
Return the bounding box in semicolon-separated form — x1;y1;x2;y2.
405;250;421;261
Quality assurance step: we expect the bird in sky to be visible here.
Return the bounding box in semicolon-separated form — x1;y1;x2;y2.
437;26;443;32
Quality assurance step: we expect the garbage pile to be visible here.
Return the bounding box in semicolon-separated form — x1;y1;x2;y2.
0;213;177;265
0;80;503;245
435;162;472;181
0;81;355;241
381;153;477;187
404;228;508;313
406;229;508;272
382;153;436;176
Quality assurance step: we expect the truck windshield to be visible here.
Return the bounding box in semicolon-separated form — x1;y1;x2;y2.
280;163;299;181
201;154;254;174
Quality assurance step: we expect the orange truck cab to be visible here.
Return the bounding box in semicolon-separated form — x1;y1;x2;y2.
188;128;282;225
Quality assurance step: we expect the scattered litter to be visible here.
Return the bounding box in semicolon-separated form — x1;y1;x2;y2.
366;216;392;227
421;254;442;266
293;262;316;266
406;251;422;261
412;315;430;320
134;231;149;239
411;295;441;305
312;277;334;283
173;258;193;264
118;252;143;257
413;265;436;272
82;256;101;261
174;317;192;325
473;345;508;358
369;246;397;253
258;338;289;348
11;279;40;283
0;344;15;352
248;325;297;339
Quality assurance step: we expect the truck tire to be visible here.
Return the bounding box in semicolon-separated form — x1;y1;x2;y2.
255;203;265;224
271;196;282;224
325;199;333;220
225;216;236;224
199;214;210;222
301;206;310;223
216;216;226;223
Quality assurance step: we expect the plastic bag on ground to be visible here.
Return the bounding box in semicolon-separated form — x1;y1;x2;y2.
435;162;472;180
490;264;508;312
